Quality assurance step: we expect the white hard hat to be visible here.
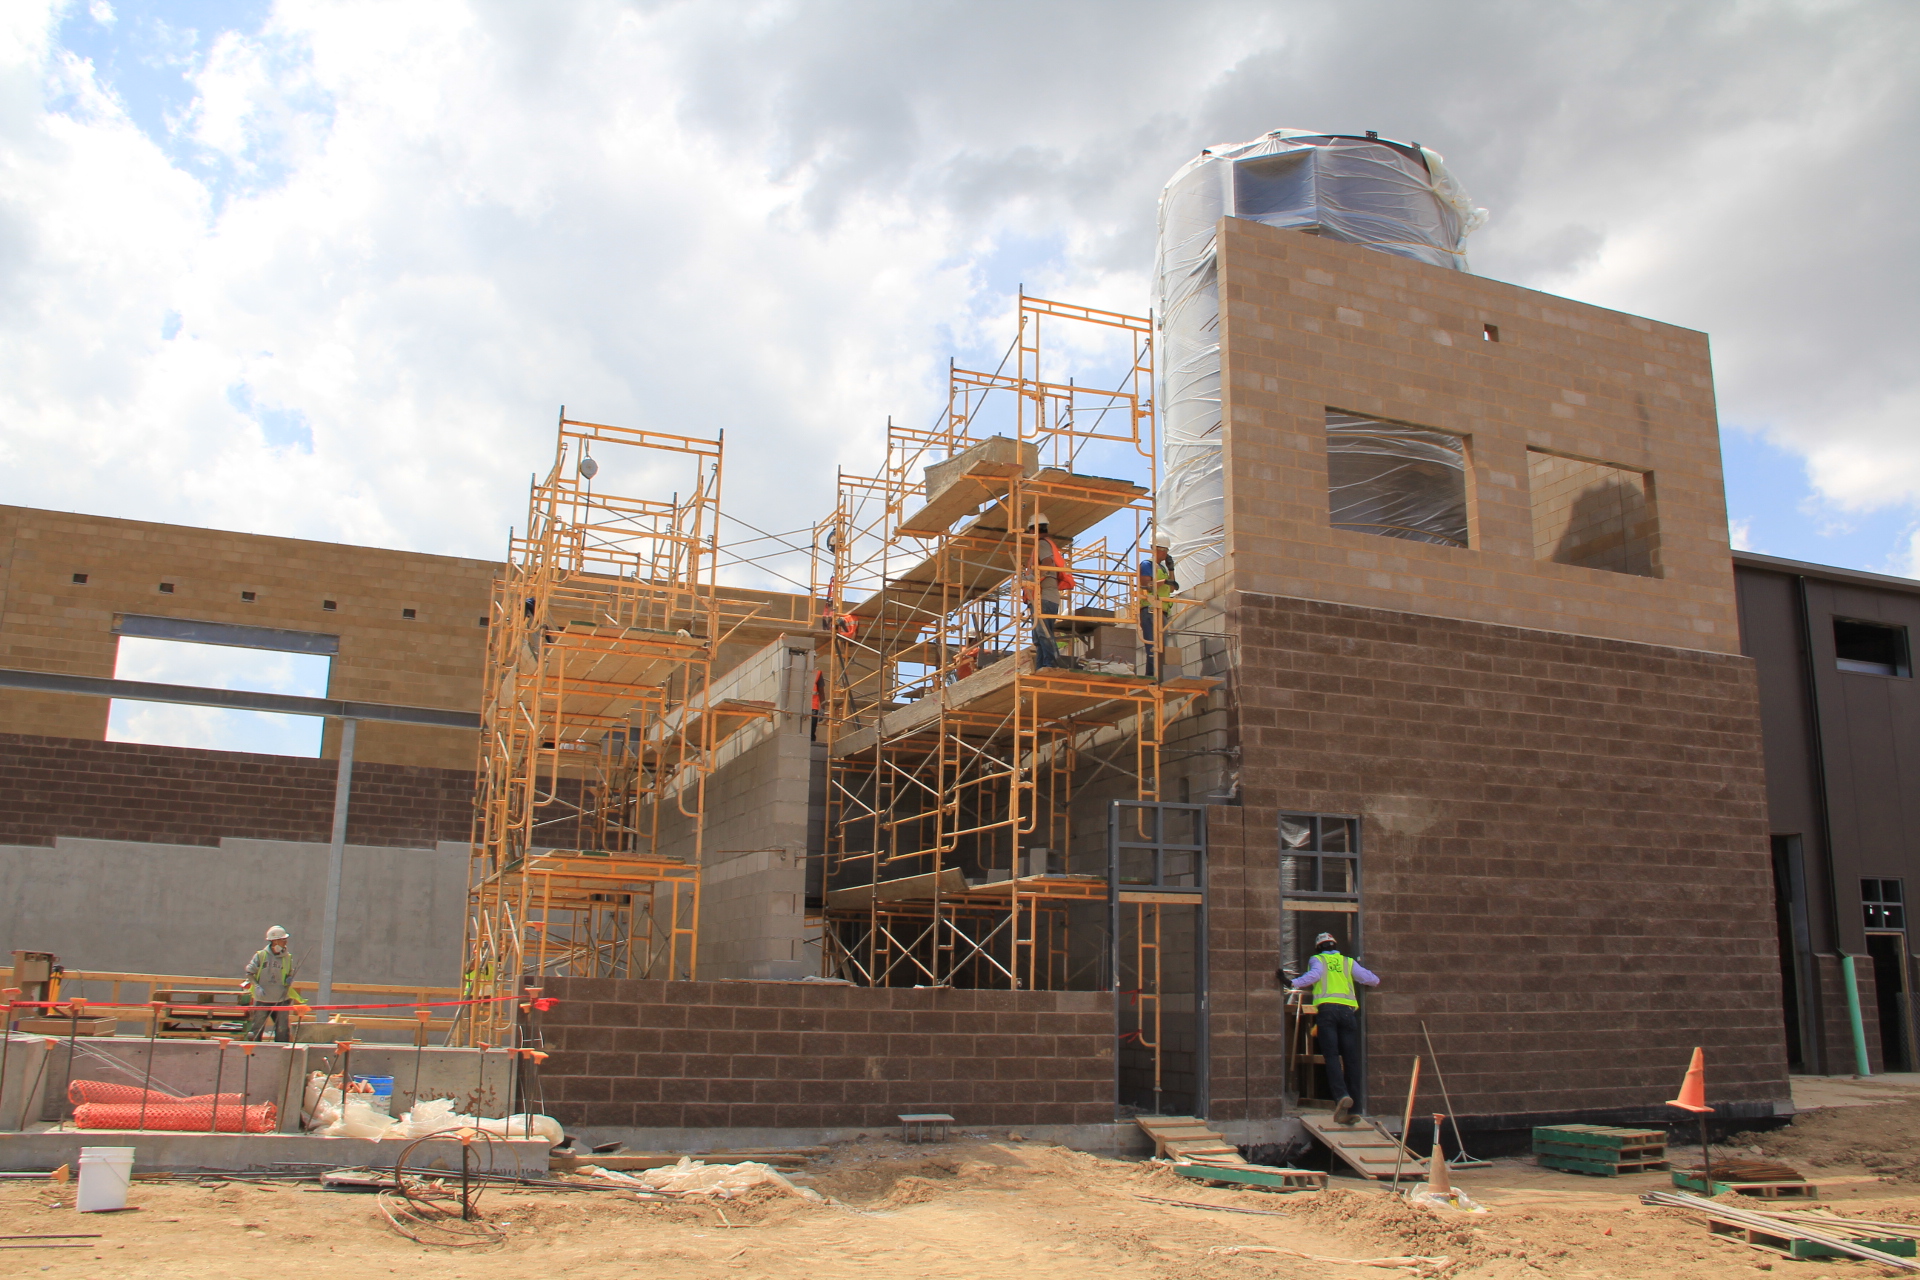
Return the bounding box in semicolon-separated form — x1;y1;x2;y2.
1026;512;1052;529
265;925;290;941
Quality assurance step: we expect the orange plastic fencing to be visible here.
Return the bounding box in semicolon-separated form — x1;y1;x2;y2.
66;1081;275;1132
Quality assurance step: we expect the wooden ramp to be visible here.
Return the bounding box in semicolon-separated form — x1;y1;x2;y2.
1297;1113;1424;1181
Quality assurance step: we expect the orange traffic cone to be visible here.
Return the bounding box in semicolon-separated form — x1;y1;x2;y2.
1426;1114;1451;1196
1667;1046;1711;1114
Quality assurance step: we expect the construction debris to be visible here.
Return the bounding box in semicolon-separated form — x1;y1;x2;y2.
1642;1188;1920;1270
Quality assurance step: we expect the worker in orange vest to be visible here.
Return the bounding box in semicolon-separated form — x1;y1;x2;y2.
1023;513;1071;669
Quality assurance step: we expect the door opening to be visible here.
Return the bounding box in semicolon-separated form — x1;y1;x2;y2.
1866;931;1914;1073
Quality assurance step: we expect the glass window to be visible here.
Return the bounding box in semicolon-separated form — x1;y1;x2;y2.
1835;620;1912;678
1864;878;1907;931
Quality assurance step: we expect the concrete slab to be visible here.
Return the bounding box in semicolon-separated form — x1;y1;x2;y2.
561;1118;1294;1158
1790;1072;1920;1110
0;1129;550;1174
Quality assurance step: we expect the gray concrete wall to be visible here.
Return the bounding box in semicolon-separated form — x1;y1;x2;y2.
657;636;815;980
0;835;468;988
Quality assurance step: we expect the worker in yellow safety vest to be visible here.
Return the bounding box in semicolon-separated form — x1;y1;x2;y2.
240;925;305;1042
1283;931;1380;1125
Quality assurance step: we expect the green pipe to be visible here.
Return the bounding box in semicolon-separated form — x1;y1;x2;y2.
1842;954;1872;1077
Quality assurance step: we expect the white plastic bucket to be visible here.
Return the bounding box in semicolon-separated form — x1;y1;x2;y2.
76;1146;134;1212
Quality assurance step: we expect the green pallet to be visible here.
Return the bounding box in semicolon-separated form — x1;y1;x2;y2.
1708;1219;1915;1260
1532;1124;1667;1154
1536;1140;1665;1162
1172;1163;1326;1193
1538;1151;1670;1177
1671;1171;1819;1200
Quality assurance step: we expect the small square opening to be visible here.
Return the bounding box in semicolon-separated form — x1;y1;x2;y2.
477;617;489;628
240;591;256;602
402;608;417;620
1483;323;1499;342
71;573;88;584
1527;451;1658;577
158;582;175;594
322;600;337;611
1835;618;1911;677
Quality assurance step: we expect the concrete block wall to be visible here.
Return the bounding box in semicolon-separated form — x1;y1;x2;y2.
536;977;1114;1131
1204;590;1789;1124
1214;220;1740;654
0;505;498;769
0;733;472;849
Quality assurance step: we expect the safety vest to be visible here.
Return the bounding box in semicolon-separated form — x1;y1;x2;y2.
1312;951;1359;1008
248;948;294;1000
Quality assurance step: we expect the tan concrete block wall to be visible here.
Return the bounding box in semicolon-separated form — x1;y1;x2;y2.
1214;219;1739;654
0;506;498;768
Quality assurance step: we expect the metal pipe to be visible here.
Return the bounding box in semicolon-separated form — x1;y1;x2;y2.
1842;954;1873;1076
318;717;357;1011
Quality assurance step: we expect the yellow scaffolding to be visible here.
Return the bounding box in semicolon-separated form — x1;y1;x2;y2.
461;414;760;1044
812;294;1212;994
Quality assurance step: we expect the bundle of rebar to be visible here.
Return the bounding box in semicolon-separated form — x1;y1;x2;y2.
1640;1189;1920;1271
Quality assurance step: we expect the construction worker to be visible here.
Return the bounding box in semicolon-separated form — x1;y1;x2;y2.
952;634;985;683
1023;514;1070;669
240;925;301;1042
1138;531;1177;677
1284;932;1380;1125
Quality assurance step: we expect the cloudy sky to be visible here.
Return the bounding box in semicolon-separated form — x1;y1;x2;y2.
5;0;1918;597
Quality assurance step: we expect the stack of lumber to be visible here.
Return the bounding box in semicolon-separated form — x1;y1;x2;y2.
1643;1189;1920;1270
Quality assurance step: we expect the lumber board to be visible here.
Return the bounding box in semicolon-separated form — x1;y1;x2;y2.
1172;1163;1326;1193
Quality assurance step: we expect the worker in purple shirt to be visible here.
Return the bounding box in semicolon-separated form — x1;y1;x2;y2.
1283;932;1380;1125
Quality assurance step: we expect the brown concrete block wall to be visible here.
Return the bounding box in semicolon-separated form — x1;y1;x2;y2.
1206;591;1790;1120
1214;220;1740;655
0;505;498;769
1814;953;1883;1075
0;732;472;849
536;978;1115;1131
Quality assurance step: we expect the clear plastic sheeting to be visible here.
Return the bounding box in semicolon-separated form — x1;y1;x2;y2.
1153;130;1488;570
1325;411;1469;548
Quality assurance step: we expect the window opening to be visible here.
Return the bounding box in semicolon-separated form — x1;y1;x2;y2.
159;582;174;594
1527;450;1657;577
106;636;330;757
1482;324;1499;342
1835;619;1911;677
1325;410;1469;548
1865;931;1913;1072
240;591;256;602
71;573;88;584
1864;878;1906;930
402;608;417;620
322;600;337;611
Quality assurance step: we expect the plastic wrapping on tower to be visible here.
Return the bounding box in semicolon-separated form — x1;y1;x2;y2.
1153;131;1488;570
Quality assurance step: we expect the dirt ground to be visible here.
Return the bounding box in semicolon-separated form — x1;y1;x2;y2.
5;1110;1920;1279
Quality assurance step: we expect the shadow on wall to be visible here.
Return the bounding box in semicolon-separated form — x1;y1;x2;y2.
1528;452;1658;578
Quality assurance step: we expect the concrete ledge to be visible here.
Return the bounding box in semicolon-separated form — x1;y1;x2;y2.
563;1117;1297;1158
0;1130;551;1174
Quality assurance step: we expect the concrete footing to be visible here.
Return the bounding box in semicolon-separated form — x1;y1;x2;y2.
0;1129;551;1174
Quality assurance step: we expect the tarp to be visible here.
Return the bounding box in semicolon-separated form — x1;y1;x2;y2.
1153;131;1487;570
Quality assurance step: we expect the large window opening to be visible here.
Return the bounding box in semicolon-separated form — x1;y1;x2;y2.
1835;619;1912;677
1526;450;1657;577
1325;411;1469;548
108;637;331;757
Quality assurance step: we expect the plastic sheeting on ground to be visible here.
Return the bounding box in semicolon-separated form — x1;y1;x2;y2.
1153;130;1487;571
583;1157;823;1201
301;1075;562;1146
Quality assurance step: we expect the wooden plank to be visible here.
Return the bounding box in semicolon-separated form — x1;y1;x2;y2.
898;461;1026;536
1172;1163;1326;1193
1708;1218;1917;1261
825;867;969;909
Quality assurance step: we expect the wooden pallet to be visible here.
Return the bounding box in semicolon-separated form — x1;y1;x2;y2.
1533;1124;1666;1159
1135;1116;1247;1165
1172;1163;1327;1193
1707;1216;1917;1261
1296;1113;1424;1181
1538;1152;1670;1177
1672;1171;1818;1200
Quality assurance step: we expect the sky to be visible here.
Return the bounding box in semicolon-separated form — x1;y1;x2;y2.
4;0;1919;599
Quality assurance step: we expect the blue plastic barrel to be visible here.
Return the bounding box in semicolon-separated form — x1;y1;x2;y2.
352;1074;395;1097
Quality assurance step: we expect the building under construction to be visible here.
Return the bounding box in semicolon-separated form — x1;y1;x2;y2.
5;129;1917;1148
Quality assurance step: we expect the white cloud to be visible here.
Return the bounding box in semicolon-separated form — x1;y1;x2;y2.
1728;518;1754;552
0;0;1915;584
